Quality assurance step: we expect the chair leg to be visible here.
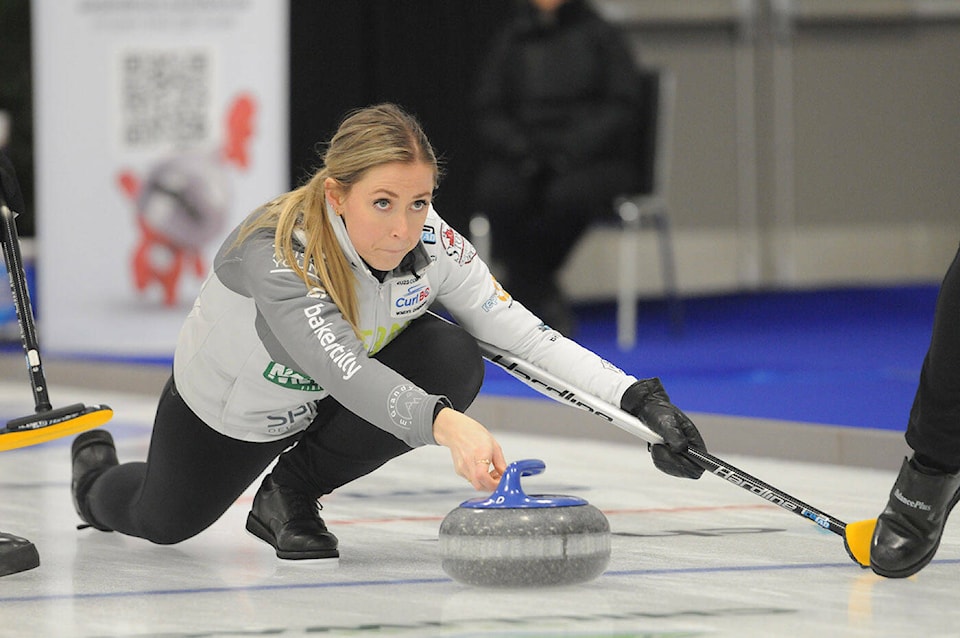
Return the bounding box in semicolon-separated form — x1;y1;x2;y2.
617;204;641;350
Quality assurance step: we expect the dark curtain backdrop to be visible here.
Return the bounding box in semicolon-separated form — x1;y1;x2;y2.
289;0;516;231
0;0;34;236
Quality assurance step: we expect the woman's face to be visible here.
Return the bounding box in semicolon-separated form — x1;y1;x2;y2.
326;161;435;272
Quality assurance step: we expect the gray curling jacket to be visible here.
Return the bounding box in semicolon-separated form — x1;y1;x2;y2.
173;203;638;446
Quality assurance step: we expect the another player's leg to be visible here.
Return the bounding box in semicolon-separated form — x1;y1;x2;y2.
872;244;960;577
871;457;960;577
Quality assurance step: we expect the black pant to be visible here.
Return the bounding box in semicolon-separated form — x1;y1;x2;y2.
905;242;960;468
472;157;637;301
86;314;484;544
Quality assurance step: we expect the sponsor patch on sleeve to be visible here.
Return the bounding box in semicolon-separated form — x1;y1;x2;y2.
440;222;477;267
421;225;437;244
388;383;426;430
482;275;512;312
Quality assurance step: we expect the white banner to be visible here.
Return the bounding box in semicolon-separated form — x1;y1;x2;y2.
34;0;288;357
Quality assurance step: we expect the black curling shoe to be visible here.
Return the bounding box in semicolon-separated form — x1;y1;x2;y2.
871;456;960;578
0;532;40;577
71;430;118;532
245;474;339;560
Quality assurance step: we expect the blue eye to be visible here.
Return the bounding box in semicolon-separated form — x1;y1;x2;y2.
373;199;390;210
411;200;429;211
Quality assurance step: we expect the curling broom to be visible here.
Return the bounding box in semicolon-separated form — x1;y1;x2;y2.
477;338;877;568
0;201;112;451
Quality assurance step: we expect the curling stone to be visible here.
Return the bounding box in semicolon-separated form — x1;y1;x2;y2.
439;459;610;588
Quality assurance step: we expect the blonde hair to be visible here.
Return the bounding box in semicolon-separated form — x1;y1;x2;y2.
237;103;440;337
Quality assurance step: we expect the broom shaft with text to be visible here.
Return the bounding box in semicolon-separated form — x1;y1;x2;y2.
478;339;875;566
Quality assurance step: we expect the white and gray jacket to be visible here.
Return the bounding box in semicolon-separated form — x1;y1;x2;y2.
173;204;637;445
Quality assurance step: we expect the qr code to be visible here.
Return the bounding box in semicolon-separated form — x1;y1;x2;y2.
119;49;214;149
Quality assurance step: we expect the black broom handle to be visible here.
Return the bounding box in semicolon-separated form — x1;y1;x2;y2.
0;200;52;412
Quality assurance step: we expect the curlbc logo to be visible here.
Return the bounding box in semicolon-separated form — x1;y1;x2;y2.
391;281;431;317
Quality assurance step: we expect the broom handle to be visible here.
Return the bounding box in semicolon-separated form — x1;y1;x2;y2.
478;339;849;538
0;202;52;412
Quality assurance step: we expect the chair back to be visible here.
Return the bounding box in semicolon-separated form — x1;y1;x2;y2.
632;67;675;200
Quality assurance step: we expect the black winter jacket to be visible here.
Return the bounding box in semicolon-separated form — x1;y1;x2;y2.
472;0;643;168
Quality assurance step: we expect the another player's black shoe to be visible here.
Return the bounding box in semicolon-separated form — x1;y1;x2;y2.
0;532;40;577
71;429;118;532
245;474;339;560
871;455;960;578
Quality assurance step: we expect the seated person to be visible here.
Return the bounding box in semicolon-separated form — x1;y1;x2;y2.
471;0;644;334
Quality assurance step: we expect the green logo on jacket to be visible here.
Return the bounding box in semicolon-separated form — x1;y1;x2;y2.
263;362;323;391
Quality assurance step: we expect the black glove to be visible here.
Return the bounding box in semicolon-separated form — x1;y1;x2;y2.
620;378;706;479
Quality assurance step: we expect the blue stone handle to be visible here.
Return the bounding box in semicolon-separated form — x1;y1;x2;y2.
458;458;588;509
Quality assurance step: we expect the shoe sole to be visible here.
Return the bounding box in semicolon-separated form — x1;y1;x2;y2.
871;484;960;578
0;537;40;577
245;513;340;560
71;430;117;532
71;429;115;455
